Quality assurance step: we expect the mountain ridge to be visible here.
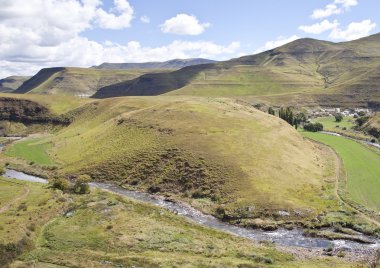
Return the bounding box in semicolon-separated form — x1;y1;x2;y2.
92;58;216;70
92;33;380;108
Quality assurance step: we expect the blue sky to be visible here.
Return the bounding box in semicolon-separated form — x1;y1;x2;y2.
0;0;378;77
84;0;379;53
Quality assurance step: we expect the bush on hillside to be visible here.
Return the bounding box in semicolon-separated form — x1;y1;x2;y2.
304;122;324;132
73;174;91;194
356;116;370;127
49;178;70;192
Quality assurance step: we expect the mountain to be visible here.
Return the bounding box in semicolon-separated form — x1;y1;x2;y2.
0;76;30;92
93;34;380;108
92;58;216;70
14;67;171;96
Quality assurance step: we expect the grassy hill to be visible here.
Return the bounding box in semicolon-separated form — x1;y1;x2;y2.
14;67;171;96
3;96;352;226
93;34;380;108
362;113;380;139
0;76;30;92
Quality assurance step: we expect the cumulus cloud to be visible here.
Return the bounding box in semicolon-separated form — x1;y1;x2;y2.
299;19;339;34
140;15;150;23
160;14;210;35
0;35;240;78
329;19;376;41
0;1;241;78
254;35;299;54
94;0;134;29
311;0;358;19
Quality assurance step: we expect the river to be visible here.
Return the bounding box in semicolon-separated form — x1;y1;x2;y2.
2;168;379;252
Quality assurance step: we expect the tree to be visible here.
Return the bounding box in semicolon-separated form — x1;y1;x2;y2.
268;107;275;115
73;175;91;194
279;107;294;126
334;113;343;122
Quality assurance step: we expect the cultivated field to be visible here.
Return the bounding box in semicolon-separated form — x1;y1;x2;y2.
303;132;380;212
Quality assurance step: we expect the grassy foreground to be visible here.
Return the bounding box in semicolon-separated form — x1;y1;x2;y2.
302;131;380;212
0;178;361;267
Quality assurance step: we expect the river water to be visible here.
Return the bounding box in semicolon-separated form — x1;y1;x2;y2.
2;168;379;251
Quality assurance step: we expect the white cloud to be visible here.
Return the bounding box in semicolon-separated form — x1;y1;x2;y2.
160;14;210;35
299;19;339;34
95;0;134;29
334;0;358;9
0;1;242;78
329;19;376;41
0;35;240;78
140;15;150;23
254;35;299;54
311;4;342;19
311;0;358;19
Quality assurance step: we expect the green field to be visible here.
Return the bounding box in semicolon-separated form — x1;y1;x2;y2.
313;116;370;140
314;116;355;130
5;138;55;166
302;131;380;212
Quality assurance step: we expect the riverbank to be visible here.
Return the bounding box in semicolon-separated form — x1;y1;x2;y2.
3;168;379;265
1;176;365;268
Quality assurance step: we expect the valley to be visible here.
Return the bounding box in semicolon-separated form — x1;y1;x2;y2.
1;32;380;267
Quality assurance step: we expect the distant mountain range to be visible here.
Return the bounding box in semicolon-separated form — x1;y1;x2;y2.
93;33;380;108
8;34;380;108
92;58;216;70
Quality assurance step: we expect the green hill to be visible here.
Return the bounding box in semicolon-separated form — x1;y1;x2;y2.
0;76;30;92
6;95;347;227
93;34;380;108
14;67;171;96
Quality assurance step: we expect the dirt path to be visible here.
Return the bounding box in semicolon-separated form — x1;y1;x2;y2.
328;146;380;228
0;186;30;214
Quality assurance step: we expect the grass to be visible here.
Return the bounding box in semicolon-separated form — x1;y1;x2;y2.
17;67;172;97
0;92;92;115
14;96;342;226
5;138;56;166
302;131;380;212
313;116;370;140
0;178;24;207
0;178;357;267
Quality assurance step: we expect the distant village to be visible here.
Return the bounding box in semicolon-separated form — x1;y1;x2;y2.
310;107;371;118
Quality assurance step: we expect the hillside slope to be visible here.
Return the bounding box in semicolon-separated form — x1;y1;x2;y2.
28;96;342;225
93;34;380;108
14;67;171;96
0;76;30;92
93;58;216;70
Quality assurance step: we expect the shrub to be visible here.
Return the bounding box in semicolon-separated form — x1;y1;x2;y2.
0;166;4;175
334;113;343;122
304;122;324;132
49;178;70;192
356;116;370;127
73;175;91;194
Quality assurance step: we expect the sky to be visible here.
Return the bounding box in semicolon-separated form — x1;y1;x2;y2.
0;0;378;78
